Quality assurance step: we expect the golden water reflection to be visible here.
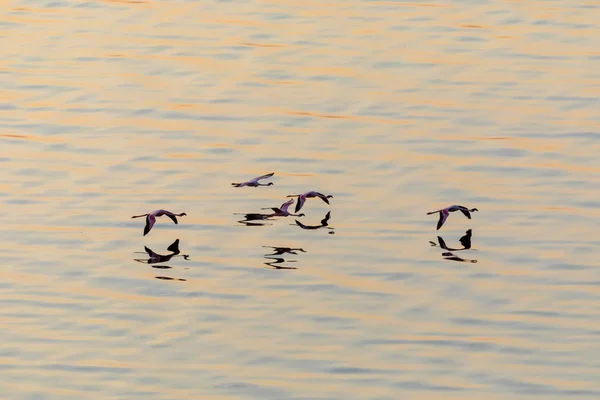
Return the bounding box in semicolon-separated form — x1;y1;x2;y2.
1;0;599;398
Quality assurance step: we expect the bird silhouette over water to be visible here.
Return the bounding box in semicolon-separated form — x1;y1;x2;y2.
261;198;305;217
286;191;333;213
131;209;187;236
232;172;274;187
427;205;478;230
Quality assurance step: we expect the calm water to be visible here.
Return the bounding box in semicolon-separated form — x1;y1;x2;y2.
1;1;599;398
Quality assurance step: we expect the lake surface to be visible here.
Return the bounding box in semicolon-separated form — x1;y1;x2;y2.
1;1;599;398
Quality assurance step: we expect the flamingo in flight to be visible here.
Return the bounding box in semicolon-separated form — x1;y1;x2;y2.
261;198;305;217
232;172;274;187
131;209;187;236
286;191;333;213
427;205;478;230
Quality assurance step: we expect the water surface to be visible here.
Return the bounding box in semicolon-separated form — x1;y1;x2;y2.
1;0;599;398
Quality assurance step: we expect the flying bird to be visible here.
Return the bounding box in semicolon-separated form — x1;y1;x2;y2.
427;205;478;230
261;198;305;217
231;172;274;187
286;191;333;213
131;209;187;236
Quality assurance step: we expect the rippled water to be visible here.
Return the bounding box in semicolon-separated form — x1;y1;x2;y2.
2;1;599;398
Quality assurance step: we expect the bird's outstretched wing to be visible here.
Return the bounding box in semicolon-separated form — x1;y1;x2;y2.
294;196;305;213
315;192;331;204
437;211;448;230
280;198;294;213
144;215;156;236
253;172;274;182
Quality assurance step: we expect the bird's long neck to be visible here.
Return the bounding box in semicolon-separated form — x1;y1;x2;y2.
131;213;149;218
160;210;184;217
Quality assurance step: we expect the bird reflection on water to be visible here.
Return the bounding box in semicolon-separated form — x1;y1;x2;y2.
264;257;298;270
261;198;305;217
263;246;306;256
262;246;306;270
234;198;309;226
234;213;276;226
293;211;335;234
155;276;187;282
429;229;477;263
235;199;335;269
133;238;190;280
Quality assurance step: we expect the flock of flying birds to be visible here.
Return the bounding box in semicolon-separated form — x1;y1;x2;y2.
131;172;334;236
130;172;478;235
